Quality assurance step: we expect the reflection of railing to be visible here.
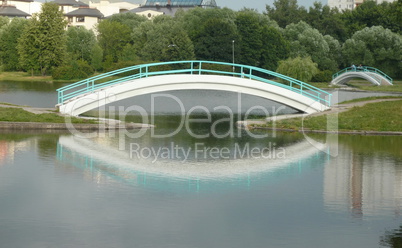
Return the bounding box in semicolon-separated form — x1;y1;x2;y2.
56;60;332;107
56;136;329;192
332;66;393;85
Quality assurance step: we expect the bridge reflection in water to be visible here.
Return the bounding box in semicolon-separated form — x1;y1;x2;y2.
56;135;329;193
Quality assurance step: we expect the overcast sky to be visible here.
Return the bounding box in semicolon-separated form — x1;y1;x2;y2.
216;0;326;12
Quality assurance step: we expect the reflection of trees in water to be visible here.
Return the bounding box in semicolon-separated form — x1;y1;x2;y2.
380;226;402;248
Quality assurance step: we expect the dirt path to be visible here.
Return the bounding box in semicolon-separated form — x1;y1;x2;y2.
0;104;57;115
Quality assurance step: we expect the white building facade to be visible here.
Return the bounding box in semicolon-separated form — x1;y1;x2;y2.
328;0;397;10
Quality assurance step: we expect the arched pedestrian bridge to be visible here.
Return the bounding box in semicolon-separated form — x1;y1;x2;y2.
56;61;332;116
331;66;393;86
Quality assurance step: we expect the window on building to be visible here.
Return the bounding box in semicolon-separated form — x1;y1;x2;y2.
76;17;85;22
68;17;73;23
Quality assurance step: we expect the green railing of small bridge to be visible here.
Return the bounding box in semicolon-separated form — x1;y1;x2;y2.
57;60;332;107
332;66;393;85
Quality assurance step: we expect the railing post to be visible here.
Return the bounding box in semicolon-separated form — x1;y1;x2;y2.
191;62;193;75
199;62;202;75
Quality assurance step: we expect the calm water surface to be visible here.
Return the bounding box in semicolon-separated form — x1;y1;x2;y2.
0;81;401;247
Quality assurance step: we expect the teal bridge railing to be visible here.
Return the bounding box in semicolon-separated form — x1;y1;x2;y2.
332;66;393;85
57;60;332;107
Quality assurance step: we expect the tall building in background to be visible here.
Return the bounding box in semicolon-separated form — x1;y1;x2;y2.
328;0;396;10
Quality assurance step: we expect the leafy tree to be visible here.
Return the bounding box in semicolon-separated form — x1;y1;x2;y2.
107;12;148;31
134;15;195;62
97;19;131;62
341;0;402;36
341;26;402;78
283;21;339;71
235;10;262;66
193;18;239;62
265;0;308;28
276;56;319;82
0;17;8;28
18;2;67;75
66;26;96;63
260;26;289;71
0;18;28;71
176;7;237;42
17;17;41;75
306;2;347;41
90;44;103;71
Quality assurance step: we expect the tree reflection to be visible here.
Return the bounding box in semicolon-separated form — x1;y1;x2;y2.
380;226;402;248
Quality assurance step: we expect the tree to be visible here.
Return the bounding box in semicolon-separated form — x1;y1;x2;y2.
341;26;402;78
134;15;195;62
306;2;347;41
276;56;319;82
0;18;28;71
235;10;264;67
66;26;96;63
18;2;67;75
260;26;289;71
0;17;8;28
283;21;339;71
90;44;103;71
176;7;237;42
107;12;148;31
341;0;402;37
265;0;308;28
193;18;239;62
97;19;131;62
17;17;41;75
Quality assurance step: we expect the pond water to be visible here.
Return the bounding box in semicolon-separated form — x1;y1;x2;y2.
0;81;401;248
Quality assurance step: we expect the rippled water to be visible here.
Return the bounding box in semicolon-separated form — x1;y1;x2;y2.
0;81;401;247
0;130;401;248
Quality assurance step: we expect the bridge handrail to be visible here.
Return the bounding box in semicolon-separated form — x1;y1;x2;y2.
57;60;332;107
332;66;393;84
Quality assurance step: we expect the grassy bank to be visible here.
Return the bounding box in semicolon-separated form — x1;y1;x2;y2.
339;96;402;104
254;99;402;132
0;107;97;124
346;80;402;93
0;71;53;82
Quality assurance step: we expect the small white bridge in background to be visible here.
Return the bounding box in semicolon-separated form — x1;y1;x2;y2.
331;66;393;86
56;61;332;116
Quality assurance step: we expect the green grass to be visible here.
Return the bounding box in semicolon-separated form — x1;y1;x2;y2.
346;80;402;93
339;96;402;104
0;107;97;124
0;71;78;83
256;100;402;132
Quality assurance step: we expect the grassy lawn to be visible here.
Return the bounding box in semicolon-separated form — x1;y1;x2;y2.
256;100;402;132
0;107;97;124
339;96;402;104
0;71;78;83
346;80;402;93
0;71;53;82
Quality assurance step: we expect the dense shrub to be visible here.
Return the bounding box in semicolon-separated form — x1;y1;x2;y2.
311;70;333;82
52;60;94;80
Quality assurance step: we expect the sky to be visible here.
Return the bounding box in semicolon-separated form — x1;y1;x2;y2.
216;0;326;12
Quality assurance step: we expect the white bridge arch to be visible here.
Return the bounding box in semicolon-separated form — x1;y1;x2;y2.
56;61;332;116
